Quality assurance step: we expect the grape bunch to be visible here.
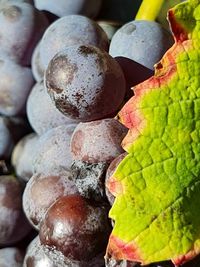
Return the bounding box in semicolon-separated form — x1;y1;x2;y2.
0;0;198;267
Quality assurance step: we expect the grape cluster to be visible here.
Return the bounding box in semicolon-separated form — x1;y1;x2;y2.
0;1;198;267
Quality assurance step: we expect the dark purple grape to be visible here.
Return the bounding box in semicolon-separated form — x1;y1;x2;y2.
23;171;78;230
45;45;126;121
33;124;77;174
0;175;31;245
109;20;174;70
0;247;24;267
23;235;105;267
115;57;154;100
34;0;102;18
105;152;127;205
26;82;78;135
70;118;127;163
0;57;34;116
0;1;48;65
40;195;111;261
40;15;109;68
11;133;39;182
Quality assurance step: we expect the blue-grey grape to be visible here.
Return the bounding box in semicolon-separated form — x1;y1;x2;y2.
34;0;102;18
0;1;48;65
109;20;174;70
40;15;109;69
31;41;45;82
11;133;39;182
27;82;78;135
33;124;77;174
0;56;34;116
0;247;24;267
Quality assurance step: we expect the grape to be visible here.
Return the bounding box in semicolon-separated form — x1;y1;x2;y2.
27;82;78;135
23;171;78;230
70;118;127;164
105;153;127;206
0;247;24;267
40;194;111;261
40;15;109;69
109;20;174;70
23;235;105;267
0;57;34;116
0;175;31;245
23;236;59;267
71;160;108;202
11;133;39;182
0;1;48;65
98;20;122;41
34;0;102;18
45;45;126;121
33;124;76;174
0;117;13;159
31;41;45;82
115;57;154;100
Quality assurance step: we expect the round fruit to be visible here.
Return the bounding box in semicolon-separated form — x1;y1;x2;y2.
70;118;127;163
45;45;126;121
109;20;174;70
34;0;102;18
40;195;111;261
27;82;78;135
23;171;78;230
40;15;109;69
0;175;31;245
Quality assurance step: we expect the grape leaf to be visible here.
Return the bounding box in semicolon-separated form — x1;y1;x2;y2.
106;0;200;266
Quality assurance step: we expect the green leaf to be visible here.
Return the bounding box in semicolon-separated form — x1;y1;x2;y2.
106;0;200;266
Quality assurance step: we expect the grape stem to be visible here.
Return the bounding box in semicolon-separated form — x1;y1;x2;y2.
135;0;164;21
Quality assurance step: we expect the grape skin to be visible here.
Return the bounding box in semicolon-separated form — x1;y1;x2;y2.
31;41;45;82
39;195;111;262
45;45;126;121
33;124;77;174
11;133;39;182
109;20;174;70
0;247;24;267
0;175;31;245
0;1;48;65
23;171;78;230
40;15;109;69
34;0;102;18
0;57;34;116
70;118;128;164
26;82;78;135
